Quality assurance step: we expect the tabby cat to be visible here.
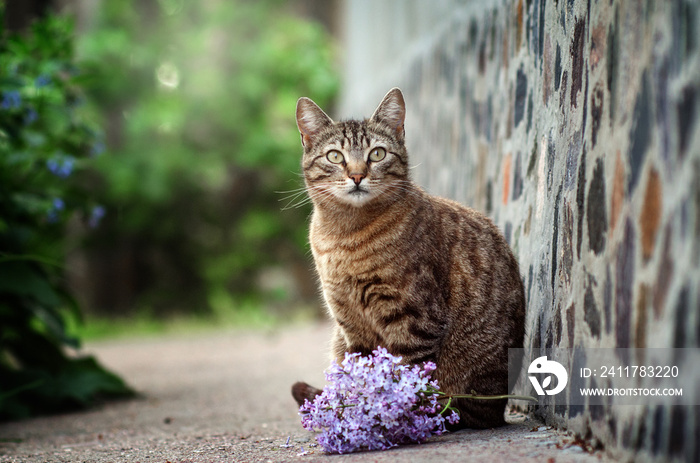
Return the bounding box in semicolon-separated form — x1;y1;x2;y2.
291;88;525;429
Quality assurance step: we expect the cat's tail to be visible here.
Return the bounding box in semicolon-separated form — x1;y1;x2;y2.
291;381;322;406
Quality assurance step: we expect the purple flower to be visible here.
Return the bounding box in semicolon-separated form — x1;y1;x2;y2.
299;347;459;454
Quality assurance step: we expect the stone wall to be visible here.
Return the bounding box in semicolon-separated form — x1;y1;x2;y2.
338;1;699;461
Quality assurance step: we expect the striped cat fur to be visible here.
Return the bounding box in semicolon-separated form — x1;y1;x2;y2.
291;88;525;429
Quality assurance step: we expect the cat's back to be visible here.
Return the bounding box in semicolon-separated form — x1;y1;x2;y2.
428;194;521;280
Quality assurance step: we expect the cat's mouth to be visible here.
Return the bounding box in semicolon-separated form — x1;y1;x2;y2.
347;185;370;197
349;185;368;194
342;185;372;205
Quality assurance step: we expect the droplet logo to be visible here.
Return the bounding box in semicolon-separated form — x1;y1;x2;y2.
528;356;568;395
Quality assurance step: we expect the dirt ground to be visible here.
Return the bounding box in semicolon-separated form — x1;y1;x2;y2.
0;322;612;462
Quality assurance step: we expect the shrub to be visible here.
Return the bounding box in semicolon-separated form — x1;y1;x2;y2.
0;11;132;420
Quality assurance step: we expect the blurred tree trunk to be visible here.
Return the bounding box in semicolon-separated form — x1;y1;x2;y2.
292;0;340;34
4;0;55;32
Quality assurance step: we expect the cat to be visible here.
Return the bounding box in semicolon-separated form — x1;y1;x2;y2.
291;88;525;429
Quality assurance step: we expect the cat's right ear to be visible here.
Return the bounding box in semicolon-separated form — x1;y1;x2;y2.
370;88;406;140
296;97;333;149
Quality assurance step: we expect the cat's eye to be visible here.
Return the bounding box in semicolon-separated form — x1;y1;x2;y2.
326;150;344;164
369;147;386;162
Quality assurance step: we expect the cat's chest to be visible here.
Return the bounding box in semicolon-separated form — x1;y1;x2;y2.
309;214;405;278
314;248;397;344
311;241;386;289
308;207;424;317
310;231;400;309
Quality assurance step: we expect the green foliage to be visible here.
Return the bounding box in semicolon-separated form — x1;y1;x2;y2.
0;12;132;420
77;0;338;314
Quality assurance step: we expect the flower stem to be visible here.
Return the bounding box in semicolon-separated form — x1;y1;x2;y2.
436;392;538;403
439;396;453;415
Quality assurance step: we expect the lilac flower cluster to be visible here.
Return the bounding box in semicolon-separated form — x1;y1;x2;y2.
299;347;459;454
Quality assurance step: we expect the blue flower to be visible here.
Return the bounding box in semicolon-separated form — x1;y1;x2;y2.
89;205;106;228
25;108;38;125
35;75;51;88
47;197;65;223
1;90;22;110
46;154;75;178
90;140;105;157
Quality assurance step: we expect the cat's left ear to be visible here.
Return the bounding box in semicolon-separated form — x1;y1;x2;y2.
370;88;406;140
296;97;333;149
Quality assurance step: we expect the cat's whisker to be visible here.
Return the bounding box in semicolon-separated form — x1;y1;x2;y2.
299;186;337;209
277;183;313;208
279;190;312;209
279;181;339;209
287;169;305;177
276;186;308;194
371;181;420;202
278;191;307;202
281;198;312;210
283;192;324;210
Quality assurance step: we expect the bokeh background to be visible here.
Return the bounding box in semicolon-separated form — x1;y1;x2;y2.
67;0;339;323
1;0;340;419
10;0;339;320
3;2;699;462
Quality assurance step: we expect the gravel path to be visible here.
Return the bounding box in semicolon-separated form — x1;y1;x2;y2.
0;322;611;462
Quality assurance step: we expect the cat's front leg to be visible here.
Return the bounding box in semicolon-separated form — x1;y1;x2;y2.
331;323;348;362
332;322;375;360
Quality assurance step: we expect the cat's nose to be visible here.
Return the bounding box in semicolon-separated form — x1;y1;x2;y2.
349;173;366;185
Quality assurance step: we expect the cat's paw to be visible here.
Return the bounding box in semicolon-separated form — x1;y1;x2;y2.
291;381;322;406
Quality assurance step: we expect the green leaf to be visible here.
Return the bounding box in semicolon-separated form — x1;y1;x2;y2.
0;262;61;307
56;357;133;401
0;379;45;402
0;253;63;267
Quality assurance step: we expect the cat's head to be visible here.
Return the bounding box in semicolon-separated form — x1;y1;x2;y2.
296;88;410;208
